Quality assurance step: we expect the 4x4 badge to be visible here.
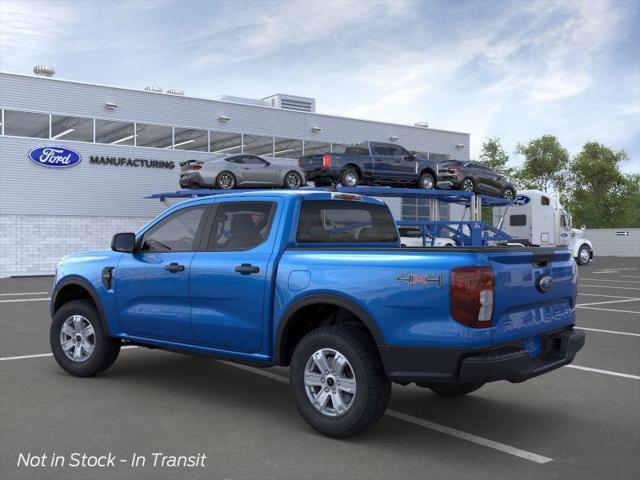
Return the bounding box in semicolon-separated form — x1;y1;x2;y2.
397;273;443;287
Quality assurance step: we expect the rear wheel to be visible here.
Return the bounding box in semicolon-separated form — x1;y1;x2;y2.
418;172;435;190
284;171;304;189
290;326;390;438
216;171;236;190
50;300;121;377
576;245;591;265
340;168;359;187
461;177;475;192
429;382;484;397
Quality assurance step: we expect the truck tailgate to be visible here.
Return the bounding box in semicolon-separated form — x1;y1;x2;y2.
489;248;576;349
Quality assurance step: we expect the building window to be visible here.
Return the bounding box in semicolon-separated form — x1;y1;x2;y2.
3;110;49;138
95;119;135;145
273;137;303;159
173;127;208;151
244;134;274;156
210;131;243;154
303;140;331;156
51;115;94;142
402;199;430;221
135;123;173;149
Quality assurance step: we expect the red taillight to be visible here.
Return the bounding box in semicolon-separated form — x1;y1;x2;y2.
450;267;494;328
448;167;460;173
322;154;331;169
192;165;202;171
297;159;302;167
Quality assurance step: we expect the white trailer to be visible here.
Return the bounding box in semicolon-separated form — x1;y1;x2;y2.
493;190;594;265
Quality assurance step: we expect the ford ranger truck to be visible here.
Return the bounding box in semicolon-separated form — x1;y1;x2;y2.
50;190;584;438
299;141;441;189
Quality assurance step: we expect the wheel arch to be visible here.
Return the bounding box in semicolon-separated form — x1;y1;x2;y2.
419;167;436;178
274;294;385;366
51;276;111;335
342;163;362;177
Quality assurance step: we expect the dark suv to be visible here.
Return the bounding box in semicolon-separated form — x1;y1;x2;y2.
437;160;516;199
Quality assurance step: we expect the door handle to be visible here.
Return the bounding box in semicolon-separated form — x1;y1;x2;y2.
165;263;185;273
235;263;260;275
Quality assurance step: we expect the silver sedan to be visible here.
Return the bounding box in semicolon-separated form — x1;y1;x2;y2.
179;154;306;189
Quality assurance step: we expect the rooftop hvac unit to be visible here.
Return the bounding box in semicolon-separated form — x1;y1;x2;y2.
167;88;185;95
216;95;270;107
33;65;55;77
262;94;316;113
144;85;163;93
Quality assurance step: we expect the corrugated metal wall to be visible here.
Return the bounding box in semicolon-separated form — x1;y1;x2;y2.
585;228;640;258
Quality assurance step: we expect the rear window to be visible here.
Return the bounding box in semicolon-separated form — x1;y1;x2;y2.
297;200;398;243
345;143;370;155
510;214;527;226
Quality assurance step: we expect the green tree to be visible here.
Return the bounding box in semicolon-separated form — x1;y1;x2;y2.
479;137;513;176
566;142;634;228
515;135;569;193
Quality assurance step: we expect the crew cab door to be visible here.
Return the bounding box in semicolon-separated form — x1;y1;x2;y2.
115;205;209;342
371;143;414;182
189;198;281;353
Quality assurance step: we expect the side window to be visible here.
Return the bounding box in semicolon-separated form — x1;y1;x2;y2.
139;206;206;252
373;145;391;156
206;202;276;251
510;215;527;226
541;196;550;206
389;145;408;157
226;156;245;164
243;156;267;165
561;214;567;228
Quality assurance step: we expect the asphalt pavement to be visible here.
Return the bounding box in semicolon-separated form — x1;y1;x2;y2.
1;257;638;480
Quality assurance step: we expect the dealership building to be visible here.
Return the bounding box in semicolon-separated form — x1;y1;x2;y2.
0;70;470;277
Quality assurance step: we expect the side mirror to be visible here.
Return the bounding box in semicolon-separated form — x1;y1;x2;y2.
581;225;586;231
111;232;136;253
405;151;416;160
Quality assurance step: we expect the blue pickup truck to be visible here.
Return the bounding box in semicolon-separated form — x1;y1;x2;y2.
50;190;584;437
299;141;441;189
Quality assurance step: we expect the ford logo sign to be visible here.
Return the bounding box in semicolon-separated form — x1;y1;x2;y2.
514;195;530;206
536;274;553;293
28;146;82;168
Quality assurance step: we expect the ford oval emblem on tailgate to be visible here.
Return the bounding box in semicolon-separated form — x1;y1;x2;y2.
536;274;553;293
28;146;82;168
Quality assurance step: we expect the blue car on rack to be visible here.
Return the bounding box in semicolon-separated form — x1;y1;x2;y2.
50;189;584;437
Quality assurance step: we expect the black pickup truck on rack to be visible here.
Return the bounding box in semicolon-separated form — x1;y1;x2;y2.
299;141;441;189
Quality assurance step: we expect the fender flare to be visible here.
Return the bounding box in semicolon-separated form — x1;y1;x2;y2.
273;294;386;365
51;276;111;336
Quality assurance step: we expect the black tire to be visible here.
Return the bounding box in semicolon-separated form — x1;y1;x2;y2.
503;187;515;200
576;245;591;265
50;300;121;377
461;177;475;192
429;382;484;397
290;325;391;438
284;171;304;189
339;168;359;187
216;171;236;190
418;172;435;190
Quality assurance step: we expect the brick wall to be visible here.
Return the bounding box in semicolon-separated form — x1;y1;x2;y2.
0;214;153;277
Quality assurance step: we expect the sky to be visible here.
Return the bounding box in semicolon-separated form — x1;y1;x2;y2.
1;0;638;172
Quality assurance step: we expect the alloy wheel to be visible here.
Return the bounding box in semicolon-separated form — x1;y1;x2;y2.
462;179;474;192
304;348;357;417
60;315;95;362
286;172;302;188
343;172;358;187
218;173;235;189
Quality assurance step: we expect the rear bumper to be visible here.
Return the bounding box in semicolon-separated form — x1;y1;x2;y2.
179;172;209;188
303;167;340;181
379;328;585;384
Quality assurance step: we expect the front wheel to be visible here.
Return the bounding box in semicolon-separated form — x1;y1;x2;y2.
429;382;484;397
576;245;591;265
290;326;390;438
50;300;121;377
418;172;435;190
461;177;475;192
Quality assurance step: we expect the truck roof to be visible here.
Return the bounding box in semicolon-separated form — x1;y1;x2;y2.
170;189;388;209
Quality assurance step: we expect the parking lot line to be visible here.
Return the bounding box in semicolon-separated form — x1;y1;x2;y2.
580;278;640;284
223;362;553;464
576;306;640;314
575;327;640;337
0;297;51;303
576;298;640;307
0;291;49;296
580;284;640;291
566;365;640;380
578;293;637;299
